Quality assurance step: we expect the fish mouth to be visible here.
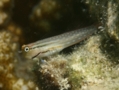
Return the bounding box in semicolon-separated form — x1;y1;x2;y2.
32;52;41;59
31;50;50;59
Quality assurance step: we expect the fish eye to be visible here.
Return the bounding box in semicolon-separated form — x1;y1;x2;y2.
24;47;29;52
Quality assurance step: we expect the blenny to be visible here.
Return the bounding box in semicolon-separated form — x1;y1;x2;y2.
22;25;98;60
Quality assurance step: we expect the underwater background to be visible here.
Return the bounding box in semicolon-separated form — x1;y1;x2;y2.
0;0;119;90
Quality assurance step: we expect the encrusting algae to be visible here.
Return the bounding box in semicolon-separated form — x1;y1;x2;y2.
68;34;119;90
36;33;119;90
35;55;70;90
83;0;119;41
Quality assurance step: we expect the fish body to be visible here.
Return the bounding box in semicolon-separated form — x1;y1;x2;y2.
22;25;98;60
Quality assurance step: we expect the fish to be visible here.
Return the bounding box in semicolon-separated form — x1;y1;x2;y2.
22;25;98;60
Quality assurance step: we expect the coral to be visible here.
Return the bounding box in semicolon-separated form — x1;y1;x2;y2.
30;0;61;31
0;31;17;90
6;22;25;44
0;30;38;90
0;0;98;90
0;0;13;26
0;0;119;90
30;0;94;34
